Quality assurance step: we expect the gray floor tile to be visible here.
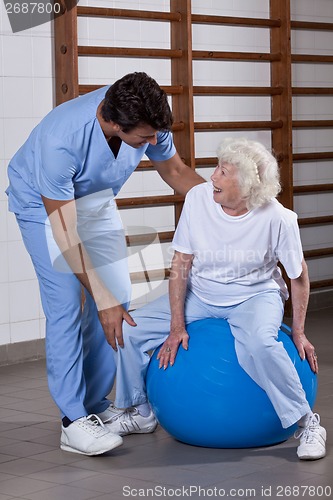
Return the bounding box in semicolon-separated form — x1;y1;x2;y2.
0;441;56;459
10;484;97;500
0;307;331;499
26;465;101;484
0;476;56;496
0;458;56;477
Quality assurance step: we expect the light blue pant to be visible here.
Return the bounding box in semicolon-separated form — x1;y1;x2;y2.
114;290;311;428
16;200;131;421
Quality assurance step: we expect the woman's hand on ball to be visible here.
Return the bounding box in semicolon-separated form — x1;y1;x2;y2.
292;330;318;374
157;327;189;369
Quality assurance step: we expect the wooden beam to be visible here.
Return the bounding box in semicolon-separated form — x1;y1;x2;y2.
79;84;184;95
270;0;293;316
116;194;184;209
292;120;333;128
126;231;174;246
310;279;333;289
192;50;280;61
192;14;281;28
195;157;216;166
194;120;283;130
299;216;333;226
304;247;333;259
78;46;182;58
130;268;170;284
293;152;333;161
193;86;283;95
294;184;333;194
270;0;293;211
291;20;333;31
292;54;333;63
77;6;181;22
293;87;333;95
170;0;195;224
54;0;79;104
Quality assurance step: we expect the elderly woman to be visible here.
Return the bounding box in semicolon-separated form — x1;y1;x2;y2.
108;138;326;460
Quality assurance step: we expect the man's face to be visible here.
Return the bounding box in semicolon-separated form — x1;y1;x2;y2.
118;124;158;149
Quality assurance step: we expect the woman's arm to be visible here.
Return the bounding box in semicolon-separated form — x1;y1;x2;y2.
157;250;193;369
290;259;318;373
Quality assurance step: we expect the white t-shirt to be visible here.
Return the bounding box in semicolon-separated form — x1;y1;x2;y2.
172;182;304;306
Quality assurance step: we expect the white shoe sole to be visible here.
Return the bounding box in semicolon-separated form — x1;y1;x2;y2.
60;435;123;456
298;451;326;461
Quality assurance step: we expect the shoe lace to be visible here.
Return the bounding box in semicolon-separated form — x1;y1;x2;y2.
294;413;321;443
108;407;126;422
84;414;107;433
116;408;141;433
99;404;126;423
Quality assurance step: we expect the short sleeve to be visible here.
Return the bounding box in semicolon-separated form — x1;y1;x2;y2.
276;212;304;279
145;131;176;162
38;135;77;201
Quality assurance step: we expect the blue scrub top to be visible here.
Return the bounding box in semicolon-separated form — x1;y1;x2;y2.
6;86;176;220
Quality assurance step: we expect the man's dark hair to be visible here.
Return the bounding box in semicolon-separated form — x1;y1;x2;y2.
101;72;173;133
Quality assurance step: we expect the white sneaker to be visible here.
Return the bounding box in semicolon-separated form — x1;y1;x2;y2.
97;402;126;423
60;414;123;456
105;407;158;436
295;413;327;460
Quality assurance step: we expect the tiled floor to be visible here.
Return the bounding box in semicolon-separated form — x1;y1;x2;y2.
0;308;332;500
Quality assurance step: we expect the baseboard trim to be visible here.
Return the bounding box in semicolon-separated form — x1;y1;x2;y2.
0;289;332;366
0;338;45;366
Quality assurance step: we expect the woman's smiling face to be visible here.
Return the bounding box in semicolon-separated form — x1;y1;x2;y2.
210;162;248;216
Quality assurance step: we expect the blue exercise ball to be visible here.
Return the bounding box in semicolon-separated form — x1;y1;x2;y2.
146;318;317;448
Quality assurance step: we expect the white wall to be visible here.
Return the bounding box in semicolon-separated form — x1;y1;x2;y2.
0;2;54;346
0;0;332;347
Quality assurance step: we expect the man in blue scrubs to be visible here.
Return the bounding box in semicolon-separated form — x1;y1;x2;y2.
6;72;204;456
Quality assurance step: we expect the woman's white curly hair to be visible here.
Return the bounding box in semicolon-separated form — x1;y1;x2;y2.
216;137;281;210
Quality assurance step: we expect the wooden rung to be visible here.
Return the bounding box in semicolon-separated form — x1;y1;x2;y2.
162;85;184;95
292;54;333;63
292;120;333;128
293;152;333;161
294;184;333;193
193;86;283;95
77;6;182;22
293;87;333;95
194;120;283;130
299;215;333;226
78;46;182;58
78;84;183;95
195;157;216;166
310;278;333;289
135;158;191;171
136;160;154;171
304;247;333;258
130;268;170;284
126;231;174;246
191;14;281;28
192;50;280;61
116;194;184;209
291;20;333;31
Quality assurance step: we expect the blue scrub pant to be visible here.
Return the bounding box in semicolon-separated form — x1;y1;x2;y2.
16;200;131;421
114;290;311;429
